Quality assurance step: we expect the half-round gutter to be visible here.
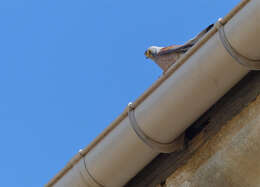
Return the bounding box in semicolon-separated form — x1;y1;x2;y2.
46;0;260;186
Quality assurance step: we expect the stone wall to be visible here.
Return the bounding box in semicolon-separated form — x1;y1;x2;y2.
165;95;260;187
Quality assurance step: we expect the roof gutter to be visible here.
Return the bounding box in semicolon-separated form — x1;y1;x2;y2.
46;0;259;186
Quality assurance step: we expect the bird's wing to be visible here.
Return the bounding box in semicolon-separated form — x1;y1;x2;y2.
158;44;193;56
157;24;214;56
184;24;214;46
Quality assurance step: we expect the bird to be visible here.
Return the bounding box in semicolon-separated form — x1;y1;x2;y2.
145;24;214;73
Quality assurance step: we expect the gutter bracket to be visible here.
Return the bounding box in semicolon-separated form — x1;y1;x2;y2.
78;150;104;187
128;102;182;154
216;19;260;70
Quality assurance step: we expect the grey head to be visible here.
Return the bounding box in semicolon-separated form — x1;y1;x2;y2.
144;46;163;59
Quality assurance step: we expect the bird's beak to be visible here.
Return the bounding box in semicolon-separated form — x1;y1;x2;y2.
144;50;149;59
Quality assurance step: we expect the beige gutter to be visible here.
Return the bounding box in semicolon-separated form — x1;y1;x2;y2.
46;0;252;186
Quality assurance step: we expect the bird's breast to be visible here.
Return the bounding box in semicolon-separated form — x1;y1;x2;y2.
154;53;182;72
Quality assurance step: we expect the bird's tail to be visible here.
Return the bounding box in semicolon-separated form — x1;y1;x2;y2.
205;24;214;32
184;23;214;46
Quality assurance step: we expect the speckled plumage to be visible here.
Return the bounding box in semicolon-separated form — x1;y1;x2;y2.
152;51;182;71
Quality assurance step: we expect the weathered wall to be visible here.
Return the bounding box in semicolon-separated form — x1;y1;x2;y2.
126;72;260;187
165;94;260;187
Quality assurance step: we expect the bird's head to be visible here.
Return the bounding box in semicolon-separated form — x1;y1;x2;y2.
144;46;162;59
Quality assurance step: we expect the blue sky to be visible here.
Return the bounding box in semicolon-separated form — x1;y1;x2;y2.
0;0;240;186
